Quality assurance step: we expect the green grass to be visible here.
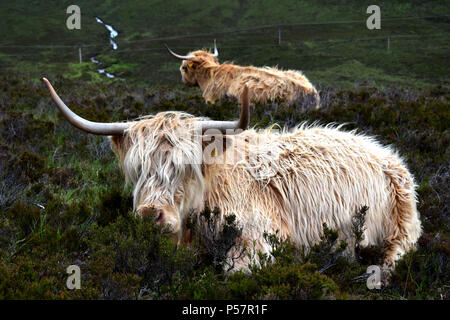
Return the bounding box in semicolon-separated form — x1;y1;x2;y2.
0;1;448;88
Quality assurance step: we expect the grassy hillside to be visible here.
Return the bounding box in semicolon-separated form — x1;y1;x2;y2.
0;1;449;300
0;1;449;89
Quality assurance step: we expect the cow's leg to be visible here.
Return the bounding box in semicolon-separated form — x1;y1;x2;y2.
224;236;272;274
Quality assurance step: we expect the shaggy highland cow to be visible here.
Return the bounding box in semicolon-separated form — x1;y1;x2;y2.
42;77;421;280
166;41;320;110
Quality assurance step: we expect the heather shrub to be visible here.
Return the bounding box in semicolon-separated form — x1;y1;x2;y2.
0;75;447;299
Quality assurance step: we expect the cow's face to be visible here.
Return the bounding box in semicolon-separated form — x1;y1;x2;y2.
42;77;249;237
179;51;219;87
180;60;198;87
110;114;205;235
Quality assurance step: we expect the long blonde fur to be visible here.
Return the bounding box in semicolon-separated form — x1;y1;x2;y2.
110;113;422;273
177;50;320;109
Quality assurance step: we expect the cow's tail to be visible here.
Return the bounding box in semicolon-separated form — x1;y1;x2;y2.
382;160;422;276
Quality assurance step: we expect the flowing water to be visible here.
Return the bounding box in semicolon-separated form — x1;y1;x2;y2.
90;17;119;79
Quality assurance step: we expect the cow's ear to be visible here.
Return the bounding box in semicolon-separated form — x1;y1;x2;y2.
188;60;200;70
110;135;127;161
110;135;122;152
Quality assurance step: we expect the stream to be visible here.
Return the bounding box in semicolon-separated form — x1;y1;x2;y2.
90;17;119;79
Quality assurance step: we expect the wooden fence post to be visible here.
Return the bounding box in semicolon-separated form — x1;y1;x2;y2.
278;25;281;45
78;45;82;64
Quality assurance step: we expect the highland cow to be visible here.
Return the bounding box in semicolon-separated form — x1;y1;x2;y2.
166;41;320;110
42;77;421;279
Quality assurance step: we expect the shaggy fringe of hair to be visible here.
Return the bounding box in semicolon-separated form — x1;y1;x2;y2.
122;112;205;212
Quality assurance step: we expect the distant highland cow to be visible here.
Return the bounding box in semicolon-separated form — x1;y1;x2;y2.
166;41;320;109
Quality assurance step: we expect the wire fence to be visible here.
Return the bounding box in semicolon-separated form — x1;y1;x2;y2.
1;32;448;60
0;14;448;49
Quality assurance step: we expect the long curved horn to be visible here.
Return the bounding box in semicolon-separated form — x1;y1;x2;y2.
42;78;130;136
200;85;250;134
211;39;219;58
164;44;195;60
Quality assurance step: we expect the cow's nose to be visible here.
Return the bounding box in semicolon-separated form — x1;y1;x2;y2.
154;209;164;224
138;207;164;223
